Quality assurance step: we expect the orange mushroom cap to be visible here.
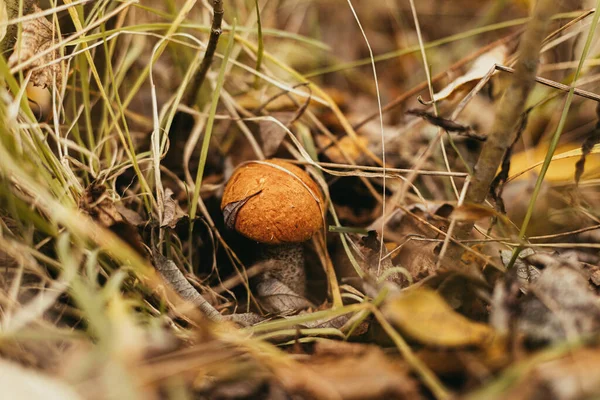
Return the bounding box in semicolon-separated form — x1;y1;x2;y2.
221;159;324;245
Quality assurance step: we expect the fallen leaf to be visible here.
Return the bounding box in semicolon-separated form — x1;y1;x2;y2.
370;205;449;282
8;5;63;89
259;111;296;157
499;248;540;290
256;278;314;314
508;142;600;182
115;204;145;226
383;287;495;347
355;230;404;284
277;341;421;400
452;203;513;228
430;45;507;103
222;190;262;230
469;347;600;400
79;183;145;256
491;258;600;344
160;188;187;229
315;134;370;164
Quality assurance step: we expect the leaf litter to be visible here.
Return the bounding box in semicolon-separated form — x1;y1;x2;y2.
2;1;600;399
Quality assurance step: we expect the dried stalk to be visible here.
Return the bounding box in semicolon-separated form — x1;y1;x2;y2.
444;0;557;265
184;0;224;106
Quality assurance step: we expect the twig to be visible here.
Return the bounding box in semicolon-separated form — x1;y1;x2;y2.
444;0;557;265
494;64;600;102
184;0;224;106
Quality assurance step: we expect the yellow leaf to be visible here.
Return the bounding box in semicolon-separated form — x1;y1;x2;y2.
316;134;369;163
383;288;495;347
508;143;600;182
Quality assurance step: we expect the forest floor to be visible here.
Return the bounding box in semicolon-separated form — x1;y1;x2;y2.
2;0;600;399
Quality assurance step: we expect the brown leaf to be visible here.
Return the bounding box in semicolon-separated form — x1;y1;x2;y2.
492;259;600;344
259;112;295;157
79;183;145;256
452;203;504;222
256;278;314;314
315;134;370;163
472;348;600;400
430;45;507;103
8;5;63;89
356;230;402;284
371;205;450;282
499;248;540;291
222;190;262;230
383;287;496;347
115;204;145;226
160;188;187;229
277;342;421;400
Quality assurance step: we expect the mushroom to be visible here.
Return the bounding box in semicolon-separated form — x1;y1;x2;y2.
221;159;324;313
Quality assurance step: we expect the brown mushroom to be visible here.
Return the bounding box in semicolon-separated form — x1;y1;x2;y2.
221;159;324;313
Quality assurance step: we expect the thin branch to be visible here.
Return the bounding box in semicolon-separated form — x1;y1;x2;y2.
494;64;600;102
184;0;224;106
444;0;558;265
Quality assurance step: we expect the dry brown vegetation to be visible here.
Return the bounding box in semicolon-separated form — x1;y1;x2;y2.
2;0;600;399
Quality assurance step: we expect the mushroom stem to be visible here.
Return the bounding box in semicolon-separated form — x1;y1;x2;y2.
255;243;313;313
260;243;305;294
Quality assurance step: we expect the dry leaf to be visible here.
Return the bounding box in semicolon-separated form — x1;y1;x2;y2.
278;341;421;400
431;45;507;103
115;204;145;226
79;183;145;256
256;278;314;314
508;142;600;182
160;188;187;229
316;134;369;163
452;203;507;223
259;111;295;157
471;348;600;400
356;230;403;284
370;205;450;281
492;255;600;344
383;287;495;347
8;5;63;88
499;248;540;291
222;190;262;230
